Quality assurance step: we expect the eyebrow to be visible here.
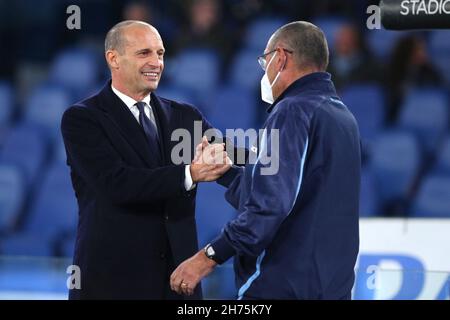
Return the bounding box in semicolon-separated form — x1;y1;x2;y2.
135;48;165;54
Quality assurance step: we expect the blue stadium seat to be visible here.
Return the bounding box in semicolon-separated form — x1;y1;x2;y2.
398;88;448;154
25;162;78;238
429;31;450;84
60;233;76;258
53;134;68;164
0;233;54;256
0;163;25;233
0;123;47;186
49;48;99;99
169;49;220;98
370;131;421;203
228;49;264;91
312;16;348;52
411;175;450;218
0;81;13;127
341;84;385;146
367;29;406;59
1;162;77;256
156;85;198;107
24;85;71;143
195;182;236;247
432;135;450;175
429;30;450;54
244;17;287;52
208;85;257;137
359;168;378;217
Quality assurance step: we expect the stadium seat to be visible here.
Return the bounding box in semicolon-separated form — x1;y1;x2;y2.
432;135;450;175
0;81;13;127
23;85;71;143
49;48;99;99
244;17;287;52
0;163;25;233
208;85;257;137
52;134;68;164
370;131;421;203
169;49;220;98
367;29;407;59
0;123;47;187
429;30;450;83
195;182;236;247
156;85;198;108
312;15;348;52
59;233;76;258
411;175;450;218
228;49;264;91
24;162;77;239
359;168;378;217
398;88;448;154
1;162;77;256
429;30;450;54
0;232;54;256
341;84;385;146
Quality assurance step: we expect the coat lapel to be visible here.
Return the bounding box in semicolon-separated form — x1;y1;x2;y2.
96;82;158;167
151;93;182;165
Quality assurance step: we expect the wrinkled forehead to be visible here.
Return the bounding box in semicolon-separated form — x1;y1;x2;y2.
123;24;164;50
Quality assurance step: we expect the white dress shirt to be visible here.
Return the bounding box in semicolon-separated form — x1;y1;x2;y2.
111;85;195;191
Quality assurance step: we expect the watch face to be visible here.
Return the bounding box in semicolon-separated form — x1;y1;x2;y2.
206;246;215;257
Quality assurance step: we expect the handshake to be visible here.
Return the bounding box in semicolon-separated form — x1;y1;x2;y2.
190;136;232;182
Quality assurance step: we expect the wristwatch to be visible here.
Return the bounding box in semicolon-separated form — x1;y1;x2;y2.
204;243;217;262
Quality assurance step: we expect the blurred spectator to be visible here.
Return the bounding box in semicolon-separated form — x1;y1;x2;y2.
228;0;264;23
385;35;442;124
121;1;178;53
122;1;152;21
174;0;232;61
328;23;381;90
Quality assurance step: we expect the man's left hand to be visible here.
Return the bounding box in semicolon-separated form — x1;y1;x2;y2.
170;249;217;296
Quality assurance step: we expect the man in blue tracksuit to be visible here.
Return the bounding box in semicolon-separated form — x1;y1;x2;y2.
170;21;361;300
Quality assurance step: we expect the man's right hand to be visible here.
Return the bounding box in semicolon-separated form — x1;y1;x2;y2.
190;136;232;182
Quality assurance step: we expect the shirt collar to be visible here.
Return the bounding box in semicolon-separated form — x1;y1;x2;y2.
111;84;152;110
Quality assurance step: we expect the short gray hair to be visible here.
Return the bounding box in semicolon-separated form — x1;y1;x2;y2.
269;21;329;71
104;20;152;54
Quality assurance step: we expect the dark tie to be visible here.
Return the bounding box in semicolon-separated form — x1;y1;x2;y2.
135;101;161;160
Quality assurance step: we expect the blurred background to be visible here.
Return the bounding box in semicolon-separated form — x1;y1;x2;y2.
0;0;449;299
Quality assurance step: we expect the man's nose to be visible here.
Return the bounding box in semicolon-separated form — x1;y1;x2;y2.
145;53;162;67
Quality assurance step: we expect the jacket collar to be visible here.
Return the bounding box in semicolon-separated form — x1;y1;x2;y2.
267;72;337;113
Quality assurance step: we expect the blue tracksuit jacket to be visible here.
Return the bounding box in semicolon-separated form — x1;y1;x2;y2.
211;72;361;299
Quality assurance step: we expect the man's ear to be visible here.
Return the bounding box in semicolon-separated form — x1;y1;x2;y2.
106;50;119;70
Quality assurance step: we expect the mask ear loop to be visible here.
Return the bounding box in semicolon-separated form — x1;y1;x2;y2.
280;52;287;72
270;52;287;88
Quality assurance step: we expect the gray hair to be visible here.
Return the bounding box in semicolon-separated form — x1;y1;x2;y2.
269;21;329;71
104;20;155;54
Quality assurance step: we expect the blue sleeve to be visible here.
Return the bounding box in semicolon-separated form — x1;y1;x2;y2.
210;103;311;263
216;165;244;209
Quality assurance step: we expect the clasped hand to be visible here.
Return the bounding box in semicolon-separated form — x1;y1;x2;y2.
190;136;232;182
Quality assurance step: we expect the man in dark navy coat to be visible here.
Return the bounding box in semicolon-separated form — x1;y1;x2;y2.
61;20;230;299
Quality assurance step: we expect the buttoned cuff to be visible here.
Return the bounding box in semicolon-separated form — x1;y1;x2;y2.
217;165;240;188
210;233;236;265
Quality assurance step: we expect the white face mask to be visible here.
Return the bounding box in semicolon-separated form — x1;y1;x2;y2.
260;51;282;104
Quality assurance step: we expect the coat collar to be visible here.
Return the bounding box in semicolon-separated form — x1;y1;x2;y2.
267;72;337;113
